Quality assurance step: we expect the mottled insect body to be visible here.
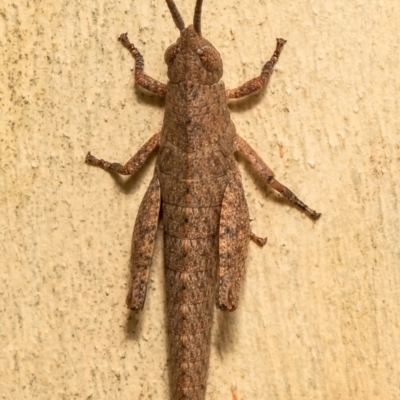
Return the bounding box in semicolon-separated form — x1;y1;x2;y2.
86;1;320;399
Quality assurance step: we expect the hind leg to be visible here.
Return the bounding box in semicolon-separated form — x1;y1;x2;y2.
216;175;250;312
125;175;161;310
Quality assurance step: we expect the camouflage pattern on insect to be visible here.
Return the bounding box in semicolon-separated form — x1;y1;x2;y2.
85;1;321;399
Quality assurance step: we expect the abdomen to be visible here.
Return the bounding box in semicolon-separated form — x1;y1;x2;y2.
159;146;228;399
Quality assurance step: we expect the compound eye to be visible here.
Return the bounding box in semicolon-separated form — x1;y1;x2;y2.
164;44;180;65
196;46;222;72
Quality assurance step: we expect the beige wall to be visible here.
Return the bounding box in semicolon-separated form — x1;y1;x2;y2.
1;0;399;399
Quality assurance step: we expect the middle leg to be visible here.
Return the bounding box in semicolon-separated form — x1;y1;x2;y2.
85;132;160;176
236;135;321;219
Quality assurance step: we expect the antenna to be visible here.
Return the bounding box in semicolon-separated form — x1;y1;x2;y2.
165;0;185;31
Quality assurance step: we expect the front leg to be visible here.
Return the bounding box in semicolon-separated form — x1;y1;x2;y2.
85;132;160;175
236;135;321;219
226;38;286;99
119;33;167;97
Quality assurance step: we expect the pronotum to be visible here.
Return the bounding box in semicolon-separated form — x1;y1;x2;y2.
85;1;321;399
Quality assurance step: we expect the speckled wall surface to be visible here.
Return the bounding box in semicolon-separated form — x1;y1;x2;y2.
1;0;399;399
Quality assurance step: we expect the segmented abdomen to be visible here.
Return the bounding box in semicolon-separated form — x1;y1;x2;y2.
159;149;229;399
163;233;218;399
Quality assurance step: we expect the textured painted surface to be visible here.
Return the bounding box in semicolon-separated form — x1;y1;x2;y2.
1;1;399;399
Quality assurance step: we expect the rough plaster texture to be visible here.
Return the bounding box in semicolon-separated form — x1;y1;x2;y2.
1;0;399;399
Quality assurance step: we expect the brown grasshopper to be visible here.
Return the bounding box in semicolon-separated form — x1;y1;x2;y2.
85;0;321;398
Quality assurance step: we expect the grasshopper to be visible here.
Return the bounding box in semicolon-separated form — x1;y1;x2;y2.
85;1;321;398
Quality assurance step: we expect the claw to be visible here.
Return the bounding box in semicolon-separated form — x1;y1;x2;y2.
309;210;322;220
85;151;100;166
118;33;133;50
